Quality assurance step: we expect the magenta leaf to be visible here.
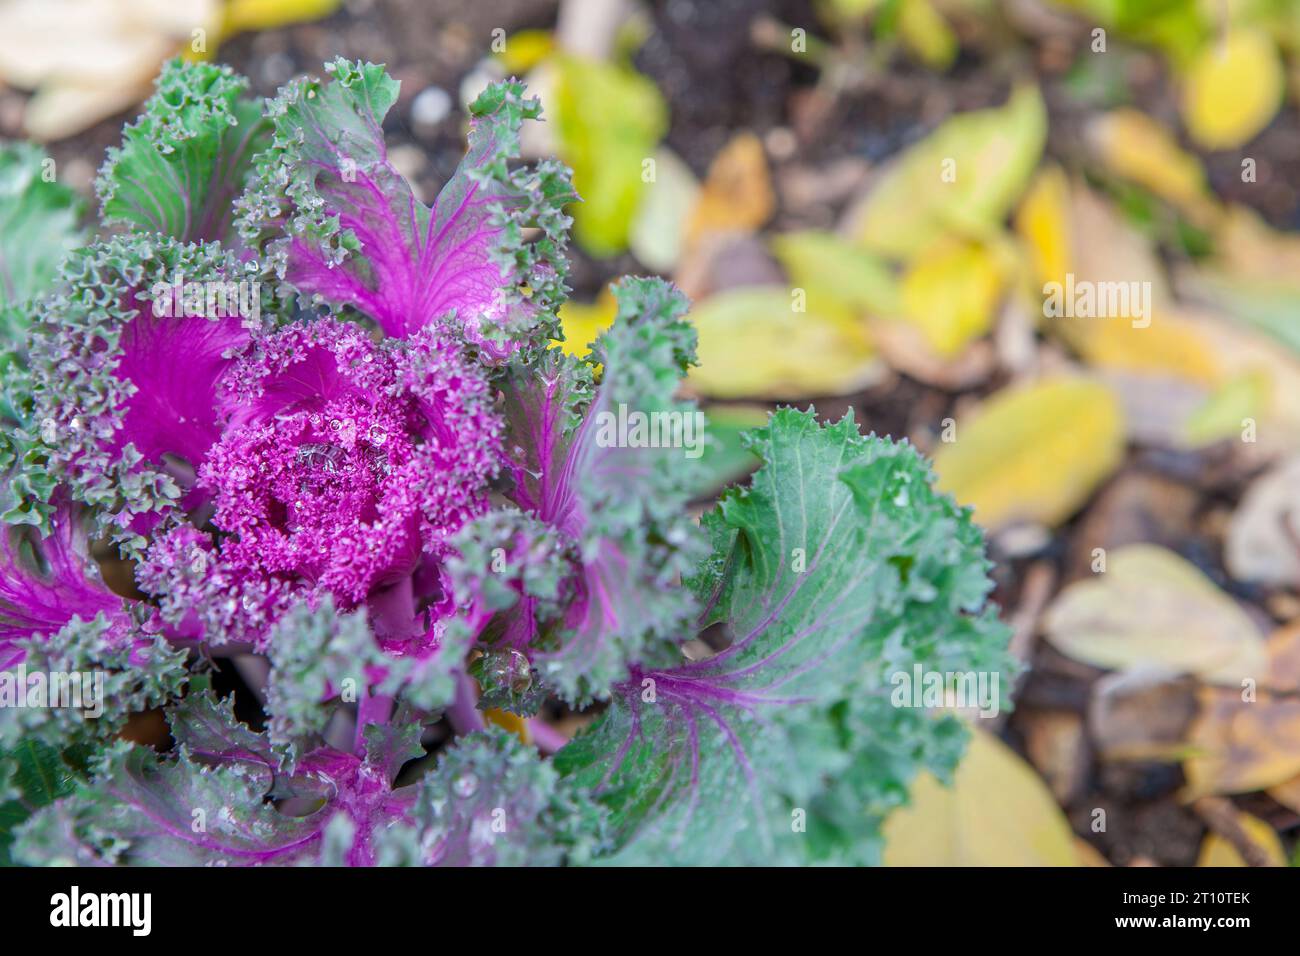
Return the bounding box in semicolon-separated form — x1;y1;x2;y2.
0;499;126;671
469;278;705;706
239;60;575;358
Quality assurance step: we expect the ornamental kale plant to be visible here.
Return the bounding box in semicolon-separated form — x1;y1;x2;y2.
0;57;1011;867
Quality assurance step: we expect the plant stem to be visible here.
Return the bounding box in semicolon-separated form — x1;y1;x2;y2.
353;688;394;755
526;718;569;754
446;670;485;735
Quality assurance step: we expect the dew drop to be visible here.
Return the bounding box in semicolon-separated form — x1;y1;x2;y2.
502;649;532;694
453;773;479;799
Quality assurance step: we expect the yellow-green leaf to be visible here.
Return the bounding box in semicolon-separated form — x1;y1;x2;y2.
884;729;1078;866
897;0;958;70
898;239;1004;358
1086;108;1214;218
495;29;555;75
932;376;1125;529
770;229;900;316
628;146;699;272
847;84;1047;260
1014;164;1072;291
552;54;668;257
1043;545;1268;685
687;286;881;399
555;287;617;358
224;0;341;34
1181;368;1270;447
1182;29;1284;150
821;0;882;21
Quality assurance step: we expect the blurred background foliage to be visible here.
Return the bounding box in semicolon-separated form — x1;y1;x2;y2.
3;0;1300;866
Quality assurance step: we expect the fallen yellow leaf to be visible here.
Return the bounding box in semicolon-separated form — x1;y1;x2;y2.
932;375;1125;529
1014;164;1072;292
1196;811;1286;867
883;729;1078;866
1063;309;1222;388
847;84;1046;260
0;0;221;139
483;708;530;744
1074;837;1111;867
897;0;957;70
494;29;555;75
1038;184;1223;388
1086;108;1215;219
1043;545;1268;686
1059;297;1300;457
686;132;774;245
687;286;881;399
1184;685;1300;798
24;71;160;141
556;287;617;358
1182;29;1284;150
1055;182;1171;310
552;54;668;257
770;229;900;317
223;0;340;35
898;239;1004;358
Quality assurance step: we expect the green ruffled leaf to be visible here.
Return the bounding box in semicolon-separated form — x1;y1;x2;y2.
263;598;390;768
362;719;426;785
168;676;277;767
1;616;188;749
0;349;58;529
96;59;270;243
555;409;1013;864
491;278;707;706
18;683;417;867
0;142;85;338
450;509;576;716
375;730;607;866
0;739;84;866
14;738;323;866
